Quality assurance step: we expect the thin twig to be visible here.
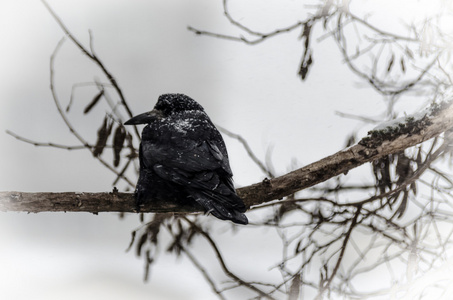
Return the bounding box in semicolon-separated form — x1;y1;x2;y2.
217;125;275;178
315;205;361;299
49;37;134;187
6;130;91;150
182;217;276;300
165;225;228;300
41;0;140;139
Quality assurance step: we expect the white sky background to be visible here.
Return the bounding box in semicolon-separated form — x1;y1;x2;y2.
0;0;450;299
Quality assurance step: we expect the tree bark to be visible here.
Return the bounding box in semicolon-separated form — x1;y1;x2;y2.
1;102;452;213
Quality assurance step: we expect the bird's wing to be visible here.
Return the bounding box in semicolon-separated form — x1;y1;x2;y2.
142;137;230;177
152;160;244;211
140;113;233;174
142;125;236;183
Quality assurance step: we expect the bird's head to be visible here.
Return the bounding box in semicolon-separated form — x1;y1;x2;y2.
124;93;204;125
154;93;205;115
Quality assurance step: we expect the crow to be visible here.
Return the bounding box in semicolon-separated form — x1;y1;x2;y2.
124;93;248;225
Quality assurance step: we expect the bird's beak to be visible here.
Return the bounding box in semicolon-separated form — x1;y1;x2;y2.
124;109;163;125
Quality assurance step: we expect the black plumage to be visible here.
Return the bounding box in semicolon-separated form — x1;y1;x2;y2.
124;94;248;224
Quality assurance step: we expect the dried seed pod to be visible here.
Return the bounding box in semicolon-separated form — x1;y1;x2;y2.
387;54;395;73
298;23;313;80
400;58;406;73
373;155;392;195
93;116;113;157
84;89;104;114
112;124;127;167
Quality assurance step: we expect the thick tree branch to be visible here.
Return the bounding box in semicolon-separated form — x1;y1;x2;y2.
0;191;199;213
1;101;453;213
240;101;453;207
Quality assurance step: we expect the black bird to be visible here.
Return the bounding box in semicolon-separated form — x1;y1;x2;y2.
124;94;248;224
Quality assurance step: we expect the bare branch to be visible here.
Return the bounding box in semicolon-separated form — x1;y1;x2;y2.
41;0;139;139
240;101;453;207
218;125;275;178
48;36;134;187
0;191;193;214
316;205;361;299
182;217;277;299
6;130;90;150
2;101;453;213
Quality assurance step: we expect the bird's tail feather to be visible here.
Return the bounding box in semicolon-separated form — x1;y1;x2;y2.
194;197;248;225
